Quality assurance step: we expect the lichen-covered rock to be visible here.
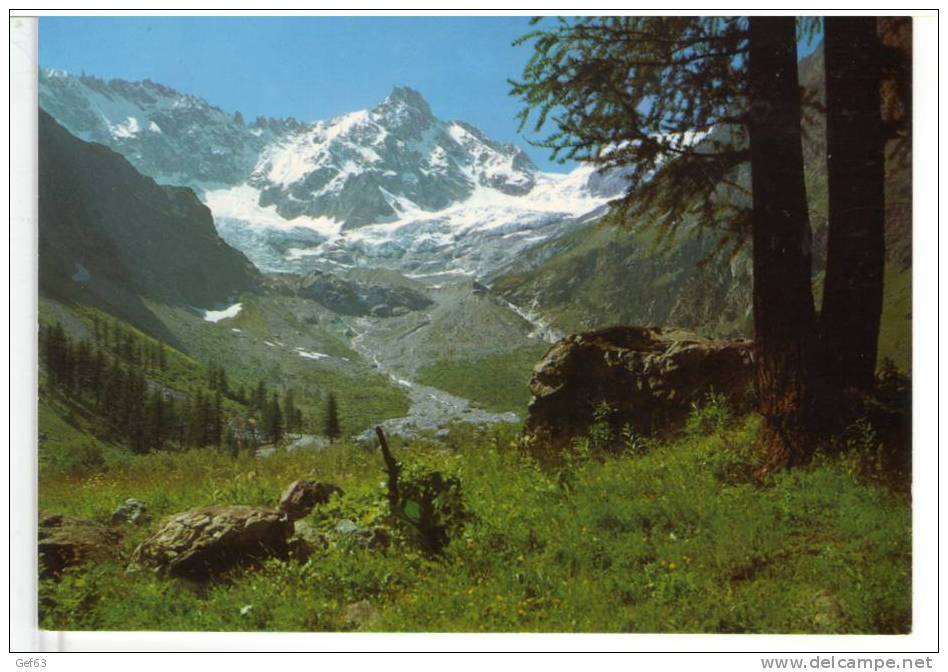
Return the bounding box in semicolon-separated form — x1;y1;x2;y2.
278;480;343;521
524;326;755;454
128;505;293;579
38;514;122;578
111;498;151;526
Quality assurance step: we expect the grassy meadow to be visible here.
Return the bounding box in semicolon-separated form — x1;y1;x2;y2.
39;399;911;633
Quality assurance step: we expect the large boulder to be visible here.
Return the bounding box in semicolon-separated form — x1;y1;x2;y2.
38;514;122;578
128;505;293;579
524;326;755;454
278;480;343;521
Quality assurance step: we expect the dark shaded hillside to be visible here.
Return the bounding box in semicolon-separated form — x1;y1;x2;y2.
39;109;261;338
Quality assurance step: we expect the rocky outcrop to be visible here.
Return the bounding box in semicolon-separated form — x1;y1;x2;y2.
295;269;433;317
278;480;343;521
523;326;755;454
128;505;293;579
38;514;122;578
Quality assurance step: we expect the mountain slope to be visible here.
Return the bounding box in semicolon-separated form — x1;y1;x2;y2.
39;109;262;337
38;69;294;186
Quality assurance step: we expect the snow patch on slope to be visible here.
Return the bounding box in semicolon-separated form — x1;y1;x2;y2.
203;302;243;322
297;349;330;360
110;116;140;139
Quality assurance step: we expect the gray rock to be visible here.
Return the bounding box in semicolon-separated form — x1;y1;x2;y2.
278;480;343;521
286;435;330;454
524;326;755;454
111;498;151;526
128;505;293;579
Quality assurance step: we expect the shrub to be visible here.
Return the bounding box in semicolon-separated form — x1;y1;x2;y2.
395;460;471;554
686;390;732;437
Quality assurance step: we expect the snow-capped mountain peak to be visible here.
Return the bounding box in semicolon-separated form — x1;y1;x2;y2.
243;86;542;230
39;69;628;277
373;85;436;133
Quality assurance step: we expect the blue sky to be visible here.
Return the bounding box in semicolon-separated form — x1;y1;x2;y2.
40;16;578;172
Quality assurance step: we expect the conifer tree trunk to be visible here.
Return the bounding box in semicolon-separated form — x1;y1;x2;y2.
820;17;886;392
747;17;818;470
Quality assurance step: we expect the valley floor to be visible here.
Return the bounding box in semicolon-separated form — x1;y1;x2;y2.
39;413;911;634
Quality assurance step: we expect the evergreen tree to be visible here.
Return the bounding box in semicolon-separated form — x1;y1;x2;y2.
125;368;148;453
74;339;92;393
104;359;125;429
283;389;297;434
266;392;283;443
44;323;70;388
91;345;106;408
294;408;304;434
212;391;224;446
188;390;207;447
224;425;239;458
512;16;828;469
745;16;818;469
122;332;134;362
145;388;166;452
323;393;341;442
253;380;267;412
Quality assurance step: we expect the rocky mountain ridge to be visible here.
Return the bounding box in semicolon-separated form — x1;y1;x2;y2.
40;70;626;277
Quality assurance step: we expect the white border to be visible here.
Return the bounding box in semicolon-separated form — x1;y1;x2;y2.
9;14;40;655
6;5;941;658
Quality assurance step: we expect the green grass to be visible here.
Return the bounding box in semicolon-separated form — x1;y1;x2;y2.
877;263;912;374
39;411;911;633
228;295;272;339
38;398;133;479
416;344;550;414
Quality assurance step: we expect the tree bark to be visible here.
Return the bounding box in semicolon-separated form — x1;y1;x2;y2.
819;17;886;393
747;17;818;471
